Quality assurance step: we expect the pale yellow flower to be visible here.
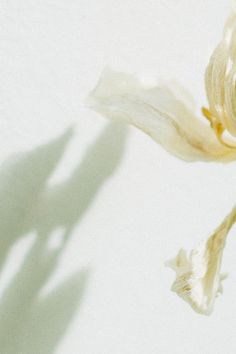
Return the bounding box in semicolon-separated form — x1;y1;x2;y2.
88;10;236;314
88;12;236;162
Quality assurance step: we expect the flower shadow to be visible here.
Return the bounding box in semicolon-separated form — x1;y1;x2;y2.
0;122;127;353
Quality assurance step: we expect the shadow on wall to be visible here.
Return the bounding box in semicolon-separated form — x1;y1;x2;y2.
0;122;128;354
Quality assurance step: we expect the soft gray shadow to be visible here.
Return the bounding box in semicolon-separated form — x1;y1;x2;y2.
0;122;128;354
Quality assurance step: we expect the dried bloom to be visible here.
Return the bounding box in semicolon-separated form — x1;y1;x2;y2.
166;206;236;315
88;12;236;162
87;10;236;314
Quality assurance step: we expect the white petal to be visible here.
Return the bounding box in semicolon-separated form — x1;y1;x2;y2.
88;68;236;162
167;206;236;315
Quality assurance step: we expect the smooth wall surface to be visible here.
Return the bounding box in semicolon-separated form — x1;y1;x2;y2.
0;1;236;353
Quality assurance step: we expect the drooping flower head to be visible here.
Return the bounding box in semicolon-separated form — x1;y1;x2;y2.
88;11;236;163
88;8;236;314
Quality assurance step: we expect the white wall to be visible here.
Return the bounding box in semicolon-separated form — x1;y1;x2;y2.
0;0;236;353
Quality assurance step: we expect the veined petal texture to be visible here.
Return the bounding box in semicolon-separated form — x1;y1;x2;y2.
166;206;236;315
88;68;236;162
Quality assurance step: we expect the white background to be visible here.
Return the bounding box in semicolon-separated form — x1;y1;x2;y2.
1;1;236;353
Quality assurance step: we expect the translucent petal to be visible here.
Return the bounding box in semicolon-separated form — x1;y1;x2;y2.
166;206;236;315
205;12;236;136
88;68;236;162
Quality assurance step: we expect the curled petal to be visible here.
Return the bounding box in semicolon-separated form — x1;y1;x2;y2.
88;69;236;162
166;206;236;315
205;12;236;137
205;42;228;126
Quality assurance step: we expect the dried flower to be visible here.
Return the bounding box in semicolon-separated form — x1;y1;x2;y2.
88;12;236;162
87;10;236;314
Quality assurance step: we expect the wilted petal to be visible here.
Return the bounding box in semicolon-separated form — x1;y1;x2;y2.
166;206;236;315
88;69;236;162
205;12;236;137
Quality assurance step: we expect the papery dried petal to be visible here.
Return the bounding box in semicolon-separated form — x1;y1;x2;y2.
88;68;236;162
205;12;236;137
166;206;236;315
